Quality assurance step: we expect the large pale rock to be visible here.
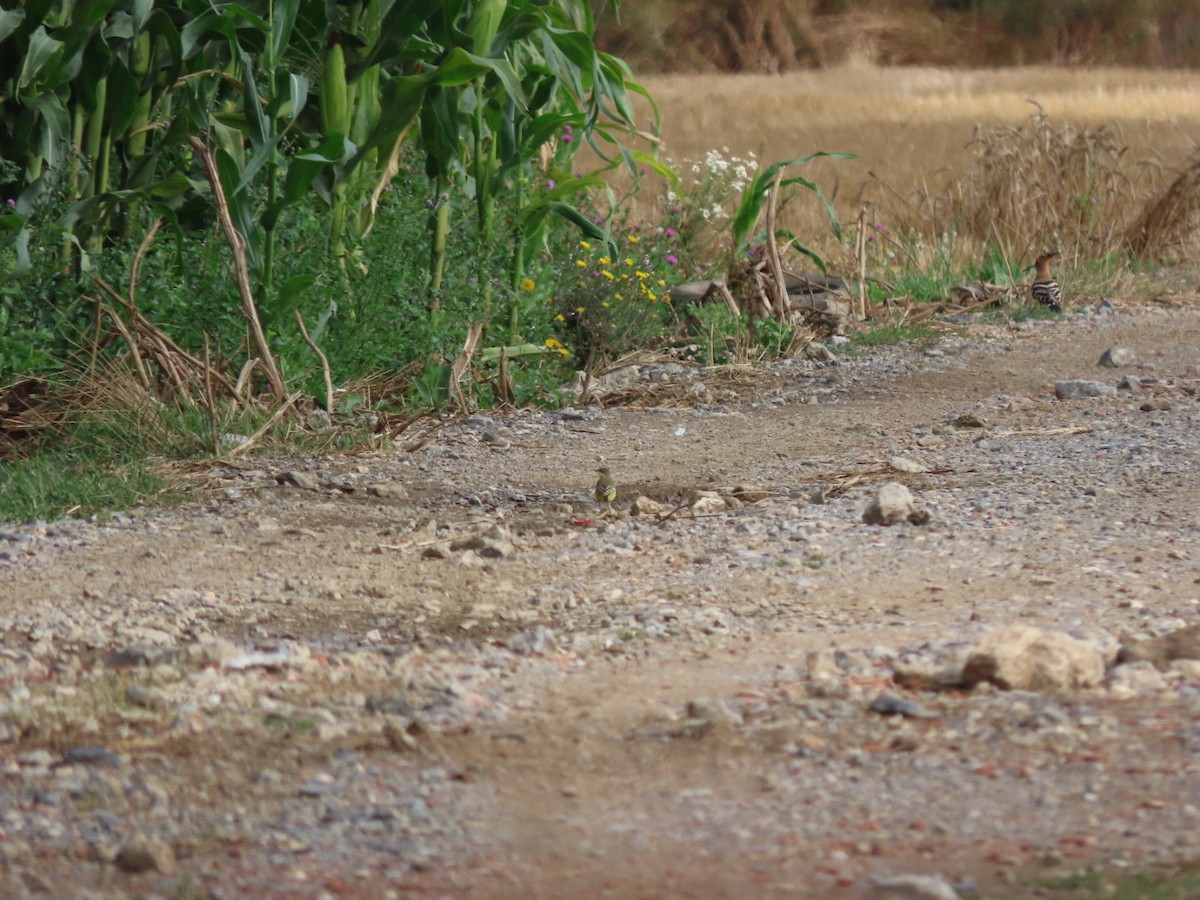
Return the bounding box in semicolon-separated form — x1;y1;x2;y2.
1098;347;1136;368
868;873;959;899
863;482;914;526
962;625;1105;692
1055;379;1115;400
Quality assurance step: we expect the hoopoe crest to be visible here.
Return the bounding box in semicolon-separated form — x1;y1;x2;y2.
1030;251;1062;313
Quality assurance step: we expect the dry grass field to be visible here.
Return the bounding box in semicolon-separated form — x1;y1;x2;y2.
621;64;1200;273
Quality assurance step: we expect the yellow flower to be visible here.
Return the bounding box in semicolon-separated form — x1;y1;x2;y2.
636;270;649;279
624;257;634;266
545;337;563;349
520;277;536;291
657;279;667;287
628;235;639;243
555;314;565;322
575;306;586;314
575;259;587;268
558;348;569;358
601;301;610;308
614;293;624;301
598;256;611;266
601;270;615;280
579;240;592;250
647;290;657;301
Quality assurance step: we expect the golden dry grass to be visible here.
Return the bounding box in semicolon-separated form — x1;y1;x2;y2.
620;64;1200;268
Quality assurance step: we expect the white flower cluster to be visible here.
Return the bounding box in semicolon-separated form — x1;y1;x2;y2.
691;147;757;194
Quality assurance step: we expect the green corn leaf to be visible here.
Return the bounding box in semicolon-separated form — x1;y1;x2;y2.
0;8;25;43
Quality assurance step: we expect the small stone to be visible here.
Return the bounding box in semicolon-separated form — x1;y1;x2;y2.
629;495;665;517
731;486;774;503
450;525;514;559
366;483;409;500
479;430;511;449
1098;347;1136;368
1117;375;1142;391
863;482;914;526
907;509;932;526
507;626;558;656
275;470;320;490
115;838;175;875
950;413;986;428
868;693;935;719
105;644;171;668
1117;623;1200;667
1055;380;1115;400
868;873;959;899
806;650;840;679
1106;661;1169;698
888;456;928;474
688;490;727;514
1140;399;1172;412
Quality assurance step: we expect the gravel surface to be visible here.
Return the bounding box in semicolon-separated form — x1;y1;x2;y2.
2;296;1200;898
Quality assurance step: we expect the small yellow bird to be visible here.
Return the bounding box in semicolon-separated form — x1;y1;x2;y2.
594;466;616;506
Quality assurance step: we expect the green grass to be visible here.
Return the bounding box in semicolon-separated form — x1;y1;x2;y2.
846;320;937;350
1034;861;1200;898
0;450;171;523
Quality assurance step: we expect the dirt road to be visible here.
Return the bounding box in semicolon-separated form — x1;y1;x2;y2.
2;297;1200;898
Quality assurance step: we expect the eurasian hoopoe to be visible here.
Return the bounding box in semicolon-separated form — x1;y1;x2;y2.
1030;252;1062;313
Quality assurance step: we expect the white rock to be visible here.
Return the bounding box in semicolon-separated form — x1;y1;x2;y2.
863;482;914;526
1107;661;1169;699
962;625;1105;692
1098;347;1136;368
868;873;959;899
1055;379;1116;400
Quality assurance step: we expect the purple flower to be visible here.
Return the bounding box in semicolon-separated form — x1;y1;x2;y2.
562;134;574;144
546;178;556;189
639;166;648;175
664;227;677;238
873;221;885;231
574;172;583;179
564;124;573;133
666;255;678;266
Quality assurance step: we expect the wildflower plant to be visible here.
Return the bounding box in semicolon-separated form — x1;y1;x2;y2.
658;147;759;272
547;236;679;369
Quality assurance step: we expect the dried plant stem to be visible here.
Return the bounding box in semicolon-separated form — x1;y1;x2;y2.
187;134;288;405
764;170;788;320
854;207;868;321
203;333;219;455
128;218;162;307
226;391;301;457
294;311;333;417
97;302;151;390
449;322;483;412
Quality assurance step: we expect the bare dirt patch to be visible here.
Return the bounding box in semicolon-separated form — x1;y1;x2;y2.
3;296;1200;898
